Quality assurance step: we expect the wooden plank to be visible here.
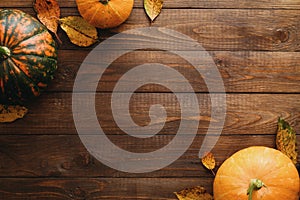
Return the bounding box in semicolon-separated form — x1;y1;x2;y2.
51;50;300;93
1;93;299;135
5;8;300;51
0;178;213;199
1;2;299;199
3;0;300;9
1;134;298;178
107;9;300;52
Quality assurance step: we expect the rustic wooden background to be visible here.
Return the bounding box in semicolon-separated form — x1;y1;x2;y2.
1;0;300;199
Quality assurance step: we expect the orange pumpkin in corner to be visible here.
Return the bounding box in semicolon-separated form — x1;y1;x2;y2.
76;0;134;29
213;146;299;200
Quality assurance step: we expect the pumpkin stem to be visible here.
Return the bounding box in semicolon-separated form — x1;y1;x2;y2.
99;0;109;4
247;179;266;200
0;46;11;61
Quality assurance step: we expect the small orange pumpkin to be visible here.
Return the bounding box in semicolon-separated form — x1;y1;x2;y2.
214;146;299;200
76;0;134;29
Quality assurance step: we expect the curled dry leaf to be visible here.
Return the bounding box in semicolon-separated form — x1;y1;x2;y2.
34;0;61;43
276;118;298;165
59;16;98;47
174;186;213;200
201;152;216;172
0;105;28;123
144;0;163;22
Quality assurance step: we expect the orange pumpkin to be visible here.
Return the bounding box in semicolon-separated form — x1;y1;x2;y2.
214;146;299;200
76;0;134;29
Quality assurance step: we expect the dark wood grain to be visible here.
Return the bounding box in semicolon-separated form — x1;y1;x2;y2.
4;8;300;51
96;9;300;52
0;178;214;200
1;1;300;199
0;93;299;135
3;0;300;9
51;50;300;93
1;134;298;178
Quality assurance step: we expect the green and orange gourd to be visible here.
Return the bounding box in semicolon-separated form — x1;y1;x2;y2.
0;9;57;104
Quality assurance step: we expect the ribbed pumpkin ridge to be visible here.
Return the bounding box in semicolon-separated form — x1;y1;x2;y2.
213;146;299;200
0;9;57;104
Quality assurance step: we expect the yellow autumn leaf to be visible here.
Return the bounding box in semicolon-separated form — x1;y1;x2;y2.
174;186;213;200
276;118;298;165
0;104;28;123
34;0;61;43
59;16;98;47
201;152;216;170
144;0;163;22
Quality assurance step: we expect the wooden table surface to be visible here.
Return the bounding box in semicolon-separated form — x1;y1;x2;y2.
1;0;300;199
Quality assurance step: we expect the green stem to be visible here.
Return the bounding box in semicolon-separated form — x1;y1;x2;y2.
0;46;11;60
247;179;266;200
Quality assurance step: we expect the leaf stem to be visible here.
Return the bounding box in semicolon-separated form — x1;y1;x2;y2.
99;0;109;4
247;179;266;200
210;169;216;176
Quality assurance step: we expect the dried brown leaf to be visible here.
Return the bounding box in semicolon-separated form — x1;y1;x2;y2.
276;118;298;165
144;0;163;22
201;152;216;171
59;16;98;47
34;0;61;42
0;105;28;123
174;186;213;200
